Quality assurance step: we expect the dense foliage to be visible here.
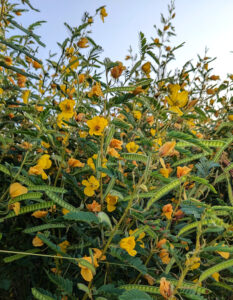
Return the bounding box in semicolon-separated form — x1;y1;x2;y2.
0;1;233;299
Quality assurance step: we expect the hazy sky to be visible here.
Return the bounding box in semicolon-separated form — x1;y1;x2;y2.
19;0;233;78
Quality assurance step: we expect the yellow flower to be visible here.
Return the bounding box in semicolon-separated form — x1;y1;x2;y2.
212;272;220;282
62;208;70;215
111;62;126;79
82;176;99;197
110;139;122;150
160;277;173;299
33;60;42;69
68;158;85;168
22;90;30;104
120;236;137;256
86;200;101;212
88;17;93;24
142;62;151;77
160;167;173;178
78;74;86;84
156;239;173;264
59;240;70;253
78;256;98;282
92;248;106;260
37;154;52;170
165;84;188;116
100;7;108;22
77;37;89;48
87;116;108;136
129;229;145;248
10;202;20;216
59;99;75;119
32;235;44;247
108;147;120;158
150;128;156;136
0;88;3;95
159;141;177;157
105;194;118;212
69;56;79;70
133;110;142;120
228;115;233;121
31;210;48;218
87;154;97;170
5;56;13;66
159;249;171;264
41;141;50;148
28;165;48;180
216;244;230;259
65;46;75;57
79;130;88;138
185;256;200;270
88;82;104;98
126;141;139;153
162;204;173;220
177;166;191;178
9;182;28;198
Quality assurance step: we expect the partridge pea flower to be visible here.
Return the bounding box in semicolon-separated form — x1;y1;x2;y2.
87;116;108;136
165;84;188;116
82;176;99;197
119;236;137;256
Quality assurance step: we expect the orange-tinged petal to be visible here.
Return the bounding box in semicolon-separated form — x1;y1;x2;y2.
31;210;48;218
169;105;184;116
81;268;93;282
177;90;188;107
12;202;20;215
32;235;44;247
212;272;220;282
9;182;28;198
159;141;176;157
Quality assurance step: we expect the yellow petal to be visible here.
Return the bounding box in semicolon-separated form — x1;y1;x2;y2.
169;106;183;116
84;186;95;197
217;251;230;259
9;182;28;198
212;272;220;282
177;90;188;107
12;202;20;216
81;268;93;282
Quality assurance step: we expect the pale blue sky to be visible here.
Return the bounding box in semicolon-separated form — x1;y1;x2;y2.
19;0;233;78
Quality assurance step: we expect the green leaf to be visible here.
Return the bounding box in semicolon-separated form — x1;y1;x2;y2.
64;211;99;225
0;201;54;221
7;18;45;47
37;233;64;255
189;176;217;194
0;61;40;80
3;249;40;263
77;283;92;298
199;259;233;282
213;136;233;163
111;118;131;129
28;186;67;193
172;153;210;167
31;288;55;300
202;245;233;254
98;212;112;228
23;224;66;234
0;37;42;64
9;192;43;204
45;191;77;212
122;153;148;163
46;272;73;295
120;284;160;295
119;289;153;300
103;177;116;199
146;177;187;210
